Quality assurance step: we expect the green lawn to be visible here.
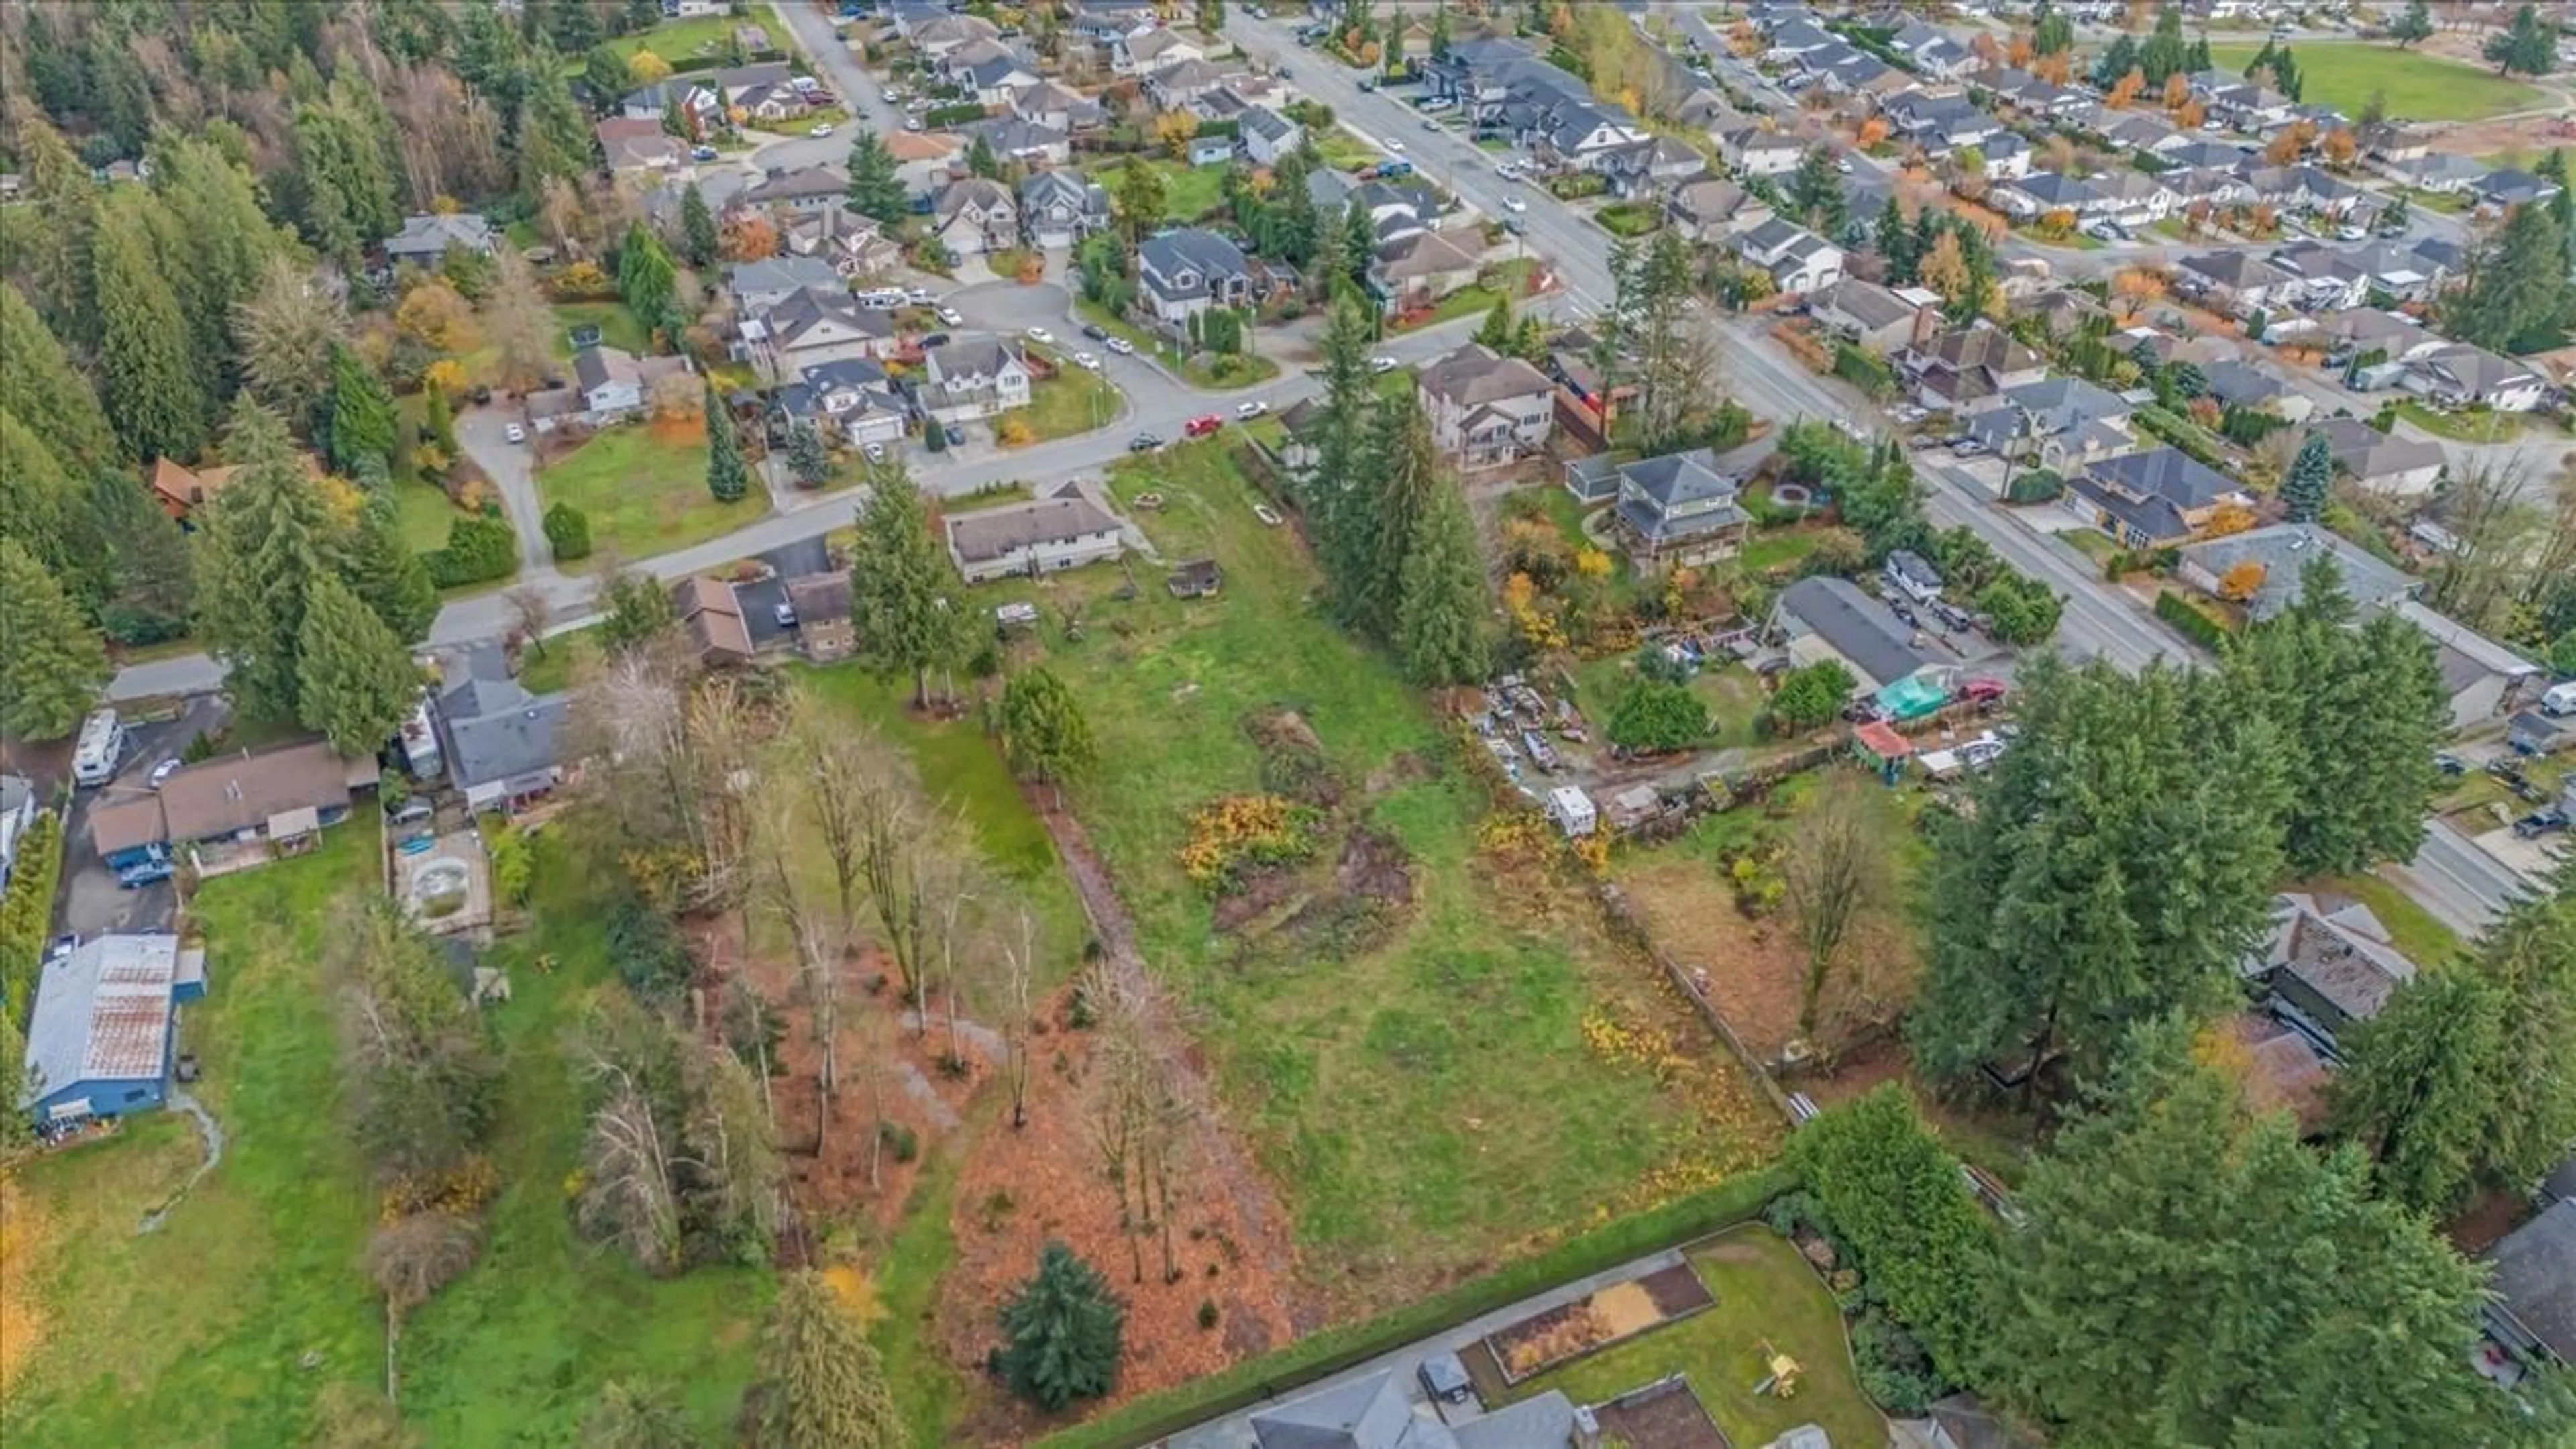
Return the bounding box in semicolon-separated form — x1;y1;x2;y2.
2060;528;2123;567
986;445;1780;1303
1596;201;1665;238
1313;128;1385;173
2392;400;2549;444
0;825;771;1446
1091;158;1231;223
391;478;471;557
1177;352;1283;390
2310;873;2465;971
2207;42;2548;123
549;301;652;360
1503;1229;1885;1449
1739;530;1820;574
536;422;762;561
600;15;743;68
1019;364;1122;442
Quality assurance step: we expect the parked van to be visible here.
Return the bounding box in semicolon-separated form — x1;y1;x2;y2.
72;708;125;788
858;288;906;309
2544;680;2576;717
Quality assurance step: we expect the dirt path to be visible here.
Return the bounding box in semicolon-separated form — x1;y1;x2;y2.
138;1089;224;1234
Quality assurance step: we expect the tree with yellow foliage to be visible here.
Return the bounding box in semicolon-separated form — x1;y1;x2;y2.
2217;559;2267;600
2109;267;2166;321
2163;72;2192;110
394;278;477;353
1153;109;1201;161
2108;67;2146;109
2319;128;2359;170
627;49;674;83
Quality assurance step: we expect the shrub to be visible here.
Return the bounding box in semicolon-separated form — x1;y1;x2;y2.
1766;659;1855;735
2153;588;2233;651
0;812;64;1016
1851;1309;1941;1415
2003;468;2062;504
1607;678;1709;753
426;512;517;588
879;1121;920;1163
542;502;593;562
606;896;695;1002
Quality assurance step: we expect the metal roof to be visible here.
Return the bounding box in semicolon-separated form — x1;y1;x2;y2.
24;934;182;1104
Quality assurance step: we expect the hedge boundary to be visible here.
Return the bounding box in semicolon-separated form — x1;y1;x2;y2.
1034;1165;1797;1449
2154;589;2233;651
0;808;64;1024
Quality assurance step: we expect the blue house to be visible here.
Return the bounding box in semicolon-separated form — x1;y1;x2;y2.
23;934;206;1125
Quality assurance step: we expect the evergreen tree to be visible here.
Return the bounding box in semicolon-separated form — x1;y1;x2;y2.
847;132;909;225
0;539;110;741
146;136;287;398
2461;862;2576;1195
326;347;402;476
678;182;718;268
583;42;632;116
967;133;1002;180
233;255;350;438
996;666;1098;801
0;281;117;468
785;419;832;488
996;1242;1124;1411
705;382;750;503
1395;480;1490;686
849;457;969;706
2091;33;2139;90
1;115;101;356
1788;147;1847;236
1990;1020;2525;1447
580;1379;696;1449
1304;299;1380;614
2390;0;2434;48
2139;3;2188;87
195;402;345;721
1876;198;1917;284
2330;969;2512;1216
1474;294;1515;350
544;502;594;562
0;409;85;588
93;195;209;462
297;572;419;756
350;495;442;643
2031;0;2073;56
2447;174;2576;354
1356;390;1440;641
0;1013;30;1152
1911;659;2288;1091
86;464;195;645
1113;162;1169;247
2486;3;2558;77
515;57;596;203
617;223;679;341
753;1272;902;1449
2279;429;2332;521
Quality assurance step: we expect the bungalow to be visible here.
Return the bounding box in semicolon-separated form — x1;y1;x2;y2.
732;164;853;220
2066;446;2251;548
1137;227;1256;326
1120;23;1203;76
672;576;753;667
946;480;1128;583
971;117;1073;169
2392;150;2487;195
145;455;324;523
2176;523;2416;622
1719;125;1805;178
2395;600;2544;732
904;11;1003;62
1888;21;1975;80
914;333;1034;425
21;934;207;1126
1373;229;1487;313
433;646;572;815
1146;57;1232;113
1666;176;1774;242
1810;278;1935;354
1900;324;2046;409
1772;575;1958;694
1020;169;1112;249
383;211;497;266
932;176;1019;258
2306;415;2444;497
2200;358;2313;423
620;77;718;129
783;573;856;663
2245;890;2417;1050
596;117;688;177
1992;170;2100;221
1735;217;1844;294
1012;79;1105;133
750;287;898;376
1415;343;1555;470
1762;17;1839;62
93;740;361;881
2176;250;2298;317
1240;105;1304;166
2405;345;2547;413
944;38;1040;105
2487;1201;2576;1368
556;345;690;428
727;254;846;313
2477;167;2561;213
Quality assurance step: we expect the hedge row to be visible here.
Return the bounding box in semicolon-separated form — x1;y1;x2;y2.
2155;588;2233;651
2131;405;2234;472
1035;1165;1796;1449
0;810;64;1024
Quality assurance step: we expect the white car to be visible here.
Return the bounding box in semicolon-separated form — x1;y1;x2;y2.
863;441;887;464
908;286;935;305
1024;325;1055;344
808;121;835;138
1235;400;1269;419
1385;138;1405;153
504;422;526;443
1368;356;1399;374
1073;351;1102;370
148;758;182;790
882;88;900;103
1104;335;1136;356
937;305;964;326
773;600;798;629
905;118;923;131
1835;155;1854;174
1503;193;1527;213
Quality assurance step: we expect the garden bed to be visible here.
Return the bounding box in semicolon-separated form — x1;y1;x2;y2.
1481;1263;1715;1385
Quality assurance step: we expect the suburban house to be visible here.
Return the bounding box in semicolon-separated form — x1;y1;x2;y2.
2488;1200;2576;1369
525;345;692;432
672;576;753;667
1809;278;1935;354
1121;23;1203;75
1599;135;1705;199
1772;575;1959;696
2404;345;2548;413
145;453;321;523
1019;169;1111;249
1666;176;1773;242
1373;229;1487;313
1415;343;1556;470
2477;166;2561;213
88;740;363;881
900;10;1002;61
786;358;908;446
727;254;845;313
1991;170;2099;221
2306;416;2444;497
1719;125;1805;178
1884;549;1945;604
2392;599;2545;732
1879;91;1997;157
932;176;1019;258
21;934;208;1126
780;207;904;278
783;573;856;662
2175;523;2416;622
967;116;1072;169
596;117;688;177
1735;217;1844;294
1888;21;1975;78
1560;448;1754;567
731;164;853;220
1137;228;1258;326
1240;105;1305;166
943;37;1040;105
1240;1367;1575;1449
382;211;497;266
2200;359;2314;423
2176;250;2298;317
2246;891;2418;1051
945;480;1128;584
2067;447;2251;548
1900;325;2046;409
1012;78;1104;133
914;334;1034;425
0;774;36;894
1958;376;2135;470
433;646;573;816
1146;56;1234;112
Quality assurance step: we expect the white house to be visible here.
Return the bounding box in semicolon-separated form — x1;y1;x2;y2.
1737;217;1844;294
914;334;1034;425
1415;343;1556;470
932;176;1018;258
1241;105;1305;167
792;358;910;447
750;287;898;376
945;480;1128;583
1719;125;1805;178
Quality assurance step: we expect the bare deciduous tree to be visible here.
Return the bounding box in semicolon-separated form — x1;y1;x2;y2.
786;705;876;934
2426;458;2537;632
1782;775;1890;1047
504;582;554;659
993;906;1040;1130
364;1212;479;1403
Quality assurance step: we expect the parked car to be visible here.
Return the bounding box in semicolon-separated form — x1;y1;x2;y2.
2514;808;2569;839
1959;677;2010;706
1368;356;1399;373
1503;193;1527;212
773;600;798;629
937;305;964;326
808;121;836;137
1024;325;1055;344
44;933;76;965
690;145;718;161
1385;138;1403;152
1081;322;1110;341
2434;752;2468;776
1073;351;1102;370
1422;117;1440;131
504;422;527;443
1185;413;1224;437
1128;431;1164;451
148;757;182;789
1104;335;1136;356
918;332;951;350
1235;400;1269;419
863;441;887;464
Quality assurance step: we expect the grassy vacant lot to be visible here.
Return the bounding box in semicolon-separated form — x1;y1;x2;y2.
1020;366;1122;442
979;445;1780;1309
0;826;769;1446
1505;1229;1884;1449
2206;42;2547;122
600;14;741;67
1313;128;1387;173
537;419;761;560
1090;158;1230;223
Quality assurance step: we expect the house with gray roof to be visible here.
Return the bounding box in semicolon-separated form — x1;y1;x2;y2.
1772;575;1957;693
751;286;896;378
383;211;498;265
1810;278;1933;354
1564;447;1754;566
945;480;1128;584
932;176;1019;257
727;254;847;313
1241;104;1305;166
1415;343;1554;470
1718;125;1806;178
1020;169;1112;250
1138;227;1256;326
969;116;1072;168
2489;1200;2576;1367
2245;890;2418;1049
1666;176;1772;241
731;164;853;220
1205;1364;1575;1449
2068;446;2249;548
2405;344;2547;413
914;333;1033;425
2176;523;2416;623
0;774;35;894
23;933;206;1125
1012;78;1105;132
2200;358;2312;422
434;647;574;815
1960;376;2135;470
2305;415;2443;497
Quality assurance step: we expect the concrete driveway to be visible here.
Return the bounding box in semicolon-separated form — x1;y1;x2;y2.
56;694;229;940
455;405;556;575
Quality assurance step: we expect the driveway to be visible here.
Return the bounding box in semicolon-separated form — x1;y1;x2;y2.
731;537;834;652
56;694;228;940
456;406;556;575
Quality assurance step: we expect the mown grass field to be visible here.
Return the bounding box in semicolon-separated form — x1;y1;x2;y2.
0;824;771;1446
2206;42;2548;123
970;444;1782;1308
1089;158;1232;223
537;419;761;561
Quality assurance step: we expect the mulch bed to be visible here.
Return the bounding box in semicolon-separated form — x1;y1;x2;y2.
1592;1375;1733;1449
1638;1262;1716;1318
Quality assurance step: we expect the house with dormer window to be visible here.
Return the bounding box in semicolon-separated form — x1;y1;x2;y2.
1137;227;1256;326
1415;343;1554;470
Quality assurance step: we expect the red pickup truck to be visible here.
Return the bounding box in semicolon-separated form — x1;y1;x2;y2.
1183;413;1224;439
